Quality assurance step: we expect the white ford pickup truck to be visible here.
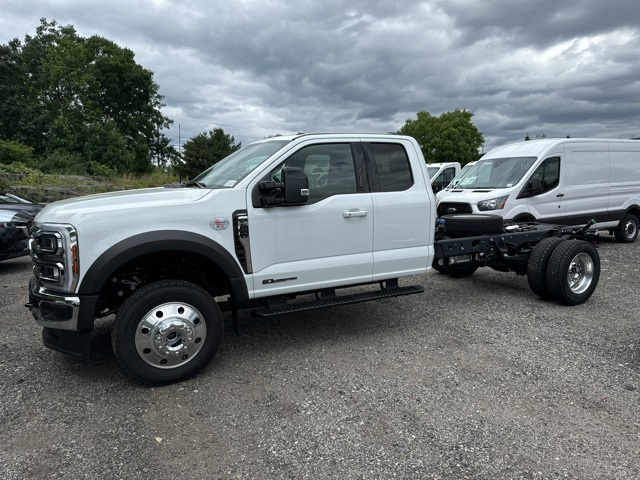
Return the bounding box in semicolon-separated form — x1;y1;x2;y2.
26;133;601;384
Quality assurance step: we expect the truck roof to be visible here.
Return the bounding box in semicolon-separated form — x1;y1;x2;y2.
251;132;412;144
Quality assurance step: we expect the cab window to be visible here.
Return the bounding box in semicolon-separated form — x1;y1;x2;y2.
367;143;413;192
272;143;357;203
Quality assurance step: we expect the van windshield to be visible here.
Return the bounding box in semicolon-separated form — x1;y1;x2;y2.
456;156;537;189
449;162;475;187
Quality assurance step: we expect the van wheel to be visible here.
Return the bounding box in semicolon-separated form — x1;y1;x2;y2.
614;214;638;243
527;237;565;299
112;280;223;385
546;240;600;306
432;260;448;274
440;214;503;238
448;263;479;277
432;260;478;277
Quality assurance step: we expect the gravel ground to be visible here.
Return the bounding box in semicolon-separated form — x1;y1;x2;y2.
1;235;639;479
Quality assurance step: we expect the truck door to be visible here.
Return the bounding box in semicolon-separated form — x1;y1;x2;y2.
248;141;373;298
363;141;434;280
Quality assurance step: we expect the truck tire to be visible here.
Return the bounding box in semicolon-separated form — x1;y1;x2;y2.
614;213;638;243
112;279;223;385
432;260;478;277
440;214;503;238
545;240;600;306
527;237;565;299
448;263;479;277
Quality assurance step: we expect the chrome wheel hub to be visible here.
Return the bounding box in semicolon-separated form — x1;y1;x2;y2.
135;302;207;369
624;220;636;238
566;252;594;294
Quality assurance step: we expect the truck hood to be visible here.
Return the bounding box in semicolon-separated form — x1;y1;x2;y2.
35;187;214;224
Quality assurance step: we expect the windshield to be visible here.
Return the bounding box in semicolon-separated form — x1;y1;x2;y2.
190;140;290;188
0;192;32;204
449;163;475;187
456;156;537;189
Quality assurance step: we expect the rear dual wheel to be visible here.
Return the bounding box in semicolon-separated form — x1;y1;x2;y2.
528;239;600;305
527;237;565;299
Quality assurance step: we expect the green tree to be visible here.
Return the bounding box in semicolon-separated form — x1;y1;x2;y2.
174;128;241;180
0;18;174;174
398;109;484;165
0;40;29;145
0;139;34;165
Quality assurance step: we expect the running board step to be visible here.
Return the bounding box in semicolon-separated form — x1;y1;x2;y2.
252;284;424;318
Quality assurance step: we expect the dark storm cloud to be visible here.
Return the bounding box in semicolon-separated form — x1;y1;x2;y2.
2;0;639;150
440;0;640;48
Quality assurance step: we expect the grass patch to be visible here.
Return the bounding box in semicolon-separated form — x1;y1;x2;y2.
0;171;180;203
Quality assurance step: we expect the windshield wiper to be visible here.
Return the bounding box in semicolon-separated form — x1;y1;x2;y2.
184;181;207;188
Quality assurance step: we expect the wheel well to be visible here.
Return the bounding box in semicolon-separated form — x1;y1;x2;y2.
625;207;640;221
513;213;536;223
97;250;230;317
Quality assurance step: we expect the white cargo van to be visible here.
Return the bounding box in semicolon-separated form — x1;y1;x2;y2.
436;138;640;242
427;162;460;193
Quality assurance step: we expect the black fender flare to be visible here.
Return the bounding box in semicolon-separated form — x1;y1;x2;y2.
78;230;249;305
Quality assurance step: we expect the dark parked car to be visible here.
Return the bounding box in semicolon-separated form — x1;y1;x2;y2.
0;208;33;261
0;191;44;215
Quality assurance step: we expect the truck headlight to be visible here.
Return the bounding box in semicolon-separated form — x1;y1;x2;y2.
477;195;509;211
30;224;79;293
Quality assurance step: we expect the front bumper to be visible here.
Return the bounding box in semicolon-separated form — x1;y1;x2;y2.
28;277;81;330
27;276;100;358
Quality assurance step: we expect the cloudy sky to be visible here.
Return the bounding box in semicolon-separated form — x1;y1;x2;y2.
2;0;640;151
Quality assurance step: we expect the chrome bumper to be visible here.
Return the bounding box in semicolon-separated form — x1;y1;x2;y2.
27;277;81;331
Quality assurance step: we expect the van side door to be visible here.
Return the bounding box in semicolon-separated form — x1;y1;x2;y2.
607;141;640;223
562;142;610;225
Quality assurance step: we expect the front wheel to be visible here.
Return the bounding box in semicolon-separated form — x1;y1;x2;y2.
112;280;223;385
614;213;638;243
546;240;600;306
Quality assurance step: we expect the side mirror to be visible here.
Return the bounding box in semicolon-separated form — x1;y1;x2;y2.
517;178;543;199
530;178;543;196
258;167;309;207
281;167;309;204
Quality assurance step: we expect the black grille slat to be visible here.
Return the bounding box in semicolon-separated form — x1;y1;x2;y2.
437;202;472;216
